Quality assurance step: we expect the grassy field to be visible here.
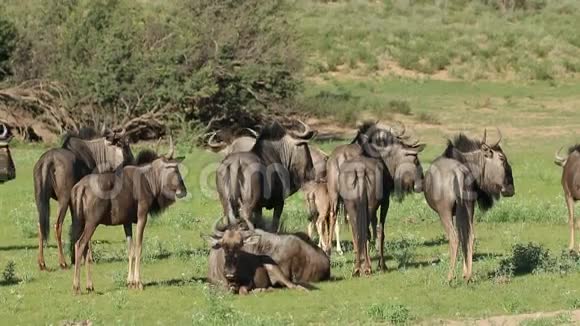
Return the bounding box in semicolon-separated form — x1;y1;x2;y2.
2;76;580;325
3;1;580;325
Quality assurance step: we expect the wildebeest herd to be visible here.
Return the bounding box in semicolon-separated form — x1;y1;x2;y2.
0;119;579;295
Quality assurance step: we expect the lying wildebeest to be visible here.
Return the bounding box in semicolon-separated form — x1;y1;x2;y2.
424;130;514;282
70;138;186;294
555;145;580;251
206;221;308;294
338;132;425;275
302;180;332;255
207;220;330;294
34;127;133;270
327;121;422;255
216;121;317;231
0;123;15;183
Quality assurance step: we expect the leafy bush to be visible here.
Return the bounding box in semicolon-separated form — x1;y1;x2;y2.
0;14;17;80
3;0;302;137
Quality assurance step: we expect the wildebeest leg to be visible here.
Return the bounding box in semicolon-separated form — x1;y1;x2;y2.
37;223;46;270
464;202;475;282
124;223;135;286
85;245;94;292
377;199;390;271
439;208;458;283
55;198;70;269
271;204;284;233
263;264;308;291
132;216;148;290
456;204;472;282
566;194;576;251
73;223;97;295
335;215;343;255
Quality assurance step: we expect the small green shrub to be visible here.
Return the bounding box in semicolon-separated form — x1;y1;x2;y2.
2;260;19;285
416;112;441;125
386;236;419;270
367;303;412;325
387;100;412;115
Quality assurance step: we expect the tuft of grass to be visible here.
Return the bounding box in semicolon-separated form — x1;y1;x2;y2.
367;303;412;325
387;100;412;115
2;261;20;285
386;236;419;270
415;112;441;125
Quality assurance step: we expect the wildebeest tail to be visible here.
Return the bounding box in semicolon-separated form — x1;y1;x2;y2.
69;185;85;264
306;192;318;220
223;159;242;224
354;168;369;257
34;160;52;242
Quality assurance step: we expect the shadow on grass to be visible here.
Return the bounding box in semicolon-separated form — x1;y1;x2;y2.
0;244;56;251
145;277;208;287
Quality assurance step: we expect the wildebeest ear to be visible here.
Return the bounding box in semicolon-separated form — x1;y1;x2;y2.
202;234;221;249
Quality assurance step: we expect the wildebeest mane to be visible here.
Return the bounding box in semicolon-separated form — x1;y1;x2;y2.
255;122;287;142
444;134;481;156
61;127;100;148
568;144;580;154
135;149;158;166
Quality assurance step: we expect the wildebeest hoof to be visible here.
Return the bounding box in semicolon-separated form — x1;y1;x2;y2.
352;269;361;277
136;282;144;290
38;263;47;271
239;287;249;295
296;285;309;292
60;263;68;269
73;286;81;295
86;286;94;292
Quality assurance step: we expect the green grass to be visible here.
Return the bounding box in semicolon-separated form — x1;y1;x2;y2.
1;110;580;324
294;0;580;81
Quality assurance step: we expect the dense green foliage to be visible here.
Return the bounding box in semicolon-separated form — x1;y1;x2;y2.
0;15;17;80
1;0;301;131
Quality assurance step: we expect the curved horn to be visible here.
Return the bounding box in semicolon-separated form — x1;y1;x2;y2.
555;146;568;166
243;128;259;138
166;134;175;159
119;128;127;137
289;119;314;139
212;217;225;238
0;123;7;139
207;132;226;148
482;128;488;145
490;127;502;148
155;137;163;154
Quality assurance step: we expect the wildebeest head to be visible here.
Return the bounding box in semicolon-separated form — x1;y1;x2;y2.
206;128;258;156
444;129;514;206
208;220;258;282
360;122;426;197
252;120;318;192
63;127;134;173
149;136;188;200
0;123;15;183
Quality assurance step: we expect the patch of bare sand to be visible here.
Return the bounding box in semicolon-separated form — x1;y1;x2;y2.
425;309;580;326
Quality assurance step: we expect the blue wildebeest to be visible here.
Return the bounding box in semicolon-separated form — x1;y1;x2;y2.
338;131;425;275
70;138;186;294
424;130;514;282
0;123;15;184
327;121;424;255
216;121;317;231
33;127;133;270
555;145;580;251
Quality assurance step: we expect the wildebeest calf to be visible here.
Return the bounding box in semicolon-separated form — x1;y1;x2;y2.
302;180;333;255
70;139;186;294
555;144;580;251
